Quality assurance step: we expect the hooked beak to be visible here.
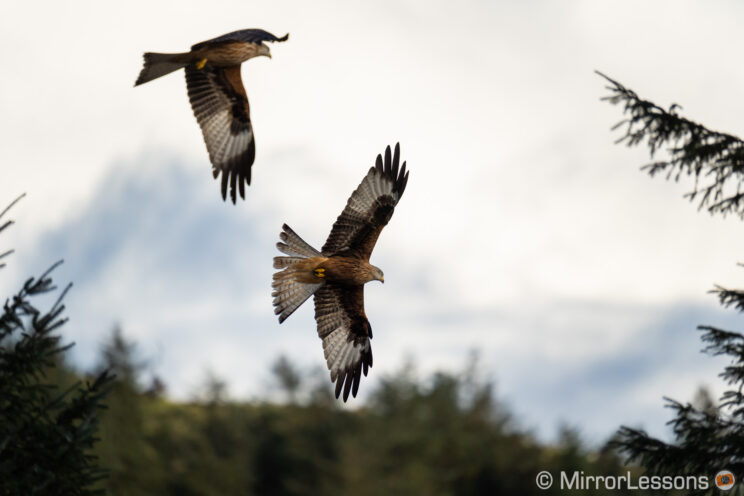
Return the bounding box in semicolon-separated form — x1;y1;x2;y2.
380;276;385;284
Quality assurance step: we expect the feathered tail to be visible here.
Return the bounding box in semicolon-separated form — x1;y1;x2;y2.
134;52;192;86
272;224;325;323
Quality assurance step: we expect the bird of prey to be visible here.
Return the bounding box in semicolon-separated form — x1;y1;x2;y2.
135;29;288;203
272;144;409;401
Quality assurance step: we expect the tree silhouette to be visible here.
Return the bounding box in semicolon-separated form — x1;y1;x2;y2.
599;71;744;218
600;72;744;488
0;195;113;496
95;326;157;494
271;355;302;403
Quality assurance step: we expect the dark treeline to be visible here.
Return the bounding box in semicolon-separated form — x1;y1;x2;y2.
83;327;645;496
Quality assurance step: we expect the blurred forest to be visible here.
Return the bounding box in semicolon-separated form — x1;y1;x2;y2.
48;326;643;496
1;199;656;495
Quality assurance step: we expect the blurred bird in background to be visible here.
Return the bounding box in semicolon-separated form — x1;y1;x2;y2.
135;29;289;203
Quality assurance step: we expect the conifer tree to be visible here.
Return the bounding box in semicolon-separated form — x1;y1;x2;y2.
0;195;113;495
599;72;744;486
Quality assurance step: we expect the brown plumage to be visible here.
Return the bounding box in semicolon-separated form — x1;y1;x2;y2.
272;144;409;401
134;29;288;203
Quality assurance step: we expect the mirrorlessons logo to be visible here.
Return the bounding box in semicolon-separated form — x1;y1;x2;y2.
716;470;735;490
562;472;708;491
535;470;729;491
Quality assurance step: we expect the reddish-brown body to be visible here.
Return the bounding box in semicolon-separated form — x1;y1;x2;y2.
317;256;378;286
192;41;264;66
288;256;378;286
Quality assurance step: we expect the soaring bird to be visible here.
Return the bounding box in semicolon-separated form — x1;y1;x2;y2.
272;144;409;401
135;29;288;203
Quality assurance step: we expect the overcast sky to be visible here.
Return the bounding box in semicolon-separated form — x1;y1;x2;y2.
2;0;744;443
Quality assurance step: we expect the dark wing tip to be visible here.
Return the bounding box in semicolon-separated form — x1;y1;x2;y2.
134;53;149;86
335;343;372;402
375;143;400;178
239;173;246;200
335;377;343;400
215;169;250;204
220;171;229;201
276;33;289;42
229;172;237;204
343;371;353;401
397;161;409;196
392;143;400;179
352;366;361;398
377;142;408;196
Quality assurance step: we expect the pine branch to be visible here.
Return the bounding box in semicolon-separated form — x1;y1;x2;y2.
0;194;25;270
0;261;114;495
1;260;62;342
598;71;744;217
0;195;113;495
699;326;744;408
0;193;26;222
711;286;744;313
614;326;744;484
615;399;744;477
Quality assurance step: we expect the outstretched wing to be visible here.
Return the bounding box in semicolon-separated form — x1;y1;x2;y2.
313;284;373;401
322;143;409;259
186;64;254;203
191;29;289;51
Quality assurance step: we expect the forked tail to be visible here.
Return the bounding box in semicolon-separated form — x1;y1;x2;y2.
272;224;325;323
134;52;191;86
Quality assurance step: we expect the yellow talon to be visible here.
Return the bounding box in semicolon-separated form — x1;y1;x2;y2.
195;58;208;70
314;268;325;278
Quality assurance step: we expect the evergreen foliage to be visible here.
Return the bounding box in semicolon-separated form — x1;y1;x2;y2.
0;196;113;496
599;71;744;218
83;339;647;496
600;73;744;490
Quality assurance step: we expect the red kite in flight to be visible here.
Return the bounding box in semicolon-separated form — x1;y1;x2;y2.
272;144;410;401
135;29;288;203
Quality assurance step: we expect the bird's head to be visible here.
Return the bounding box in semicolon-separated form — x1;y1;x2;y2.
371;265;384;284
259;44;272;58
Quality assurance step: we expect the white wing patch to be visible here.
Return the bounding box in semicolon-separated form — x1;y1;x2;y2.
314;286;372;401
185;65;255;202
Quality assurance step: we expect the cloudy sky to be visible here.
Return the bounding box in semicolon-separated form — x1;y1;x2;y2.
2;0;744;443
